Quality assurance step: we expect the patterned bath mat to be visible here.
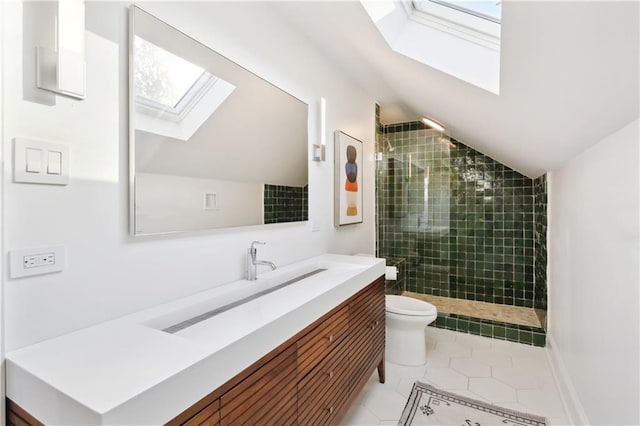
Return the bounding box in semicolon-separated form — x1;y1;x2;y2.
398;382;548;426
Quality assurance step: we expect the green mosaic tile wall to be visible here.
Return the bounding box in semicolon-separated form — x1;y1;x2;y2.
534;174;548;328
376;121;539;308
263;184;308;224
374;111;548;345
449;144;535;307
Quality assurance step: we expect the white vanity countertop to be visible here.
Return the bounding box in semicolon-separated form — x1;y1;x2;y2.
5;254;385;425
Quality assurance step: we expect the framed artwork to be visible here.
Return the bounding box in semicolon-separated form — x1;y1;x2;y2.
335;131;363;226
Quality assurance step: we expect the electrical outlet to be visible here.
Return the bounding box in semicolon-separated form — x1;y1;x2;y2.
10;246;65;278
23;253;55;269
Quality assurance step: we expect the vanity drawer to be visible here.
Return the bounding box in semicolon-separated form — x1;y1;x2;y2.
297;305;349;378
183;399;220;426
348;278;385;392
297;338;350;425
220;344;298;425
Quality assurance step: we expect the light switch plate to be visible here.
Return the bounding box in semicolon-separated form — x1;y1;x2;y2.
13;138;69;185
9;246;65;278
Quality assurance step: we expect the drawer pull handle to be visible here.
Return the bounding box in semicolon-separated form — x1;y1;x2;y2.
326;406;335;414
370;320;379;330
325;371;334;379
326;334;334;343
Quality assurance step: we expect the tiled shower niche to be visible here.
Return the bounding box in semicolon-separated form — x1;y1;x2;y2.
375;115;548;346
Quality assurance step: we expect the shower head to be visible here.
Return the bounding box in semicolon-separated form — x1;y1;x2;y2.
385;137;395;152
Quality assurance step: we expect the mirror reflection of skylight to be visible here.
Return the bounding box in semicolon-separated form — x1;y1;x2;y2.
415;0;501;23
134;36;205;108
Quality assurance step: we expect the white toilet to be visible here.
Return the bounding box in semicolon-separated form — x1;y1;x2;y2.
385;295;438;366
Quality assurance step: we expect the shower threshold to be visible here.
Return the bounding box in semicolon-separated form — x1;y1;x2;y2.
404;291;542;328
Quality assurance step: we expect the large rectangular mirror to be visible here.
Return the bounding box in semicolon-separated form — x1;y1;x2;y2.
129;6;309;236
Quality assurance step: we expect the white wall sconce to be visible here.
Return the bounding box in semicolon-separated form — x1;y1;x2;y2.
36;0;86;100
312;97;326;161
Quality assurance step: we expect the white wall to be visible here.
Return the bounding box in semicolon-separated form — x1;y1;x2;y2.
135;173;264;234
548;118;639;425
2;1;376;351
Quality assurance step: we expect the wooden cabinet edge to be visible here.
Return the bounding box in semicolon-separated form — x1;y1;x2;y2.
7;399;44;426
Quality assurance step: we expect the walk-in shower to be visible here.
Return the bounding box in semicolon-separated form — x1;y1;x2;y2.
375;110;547;346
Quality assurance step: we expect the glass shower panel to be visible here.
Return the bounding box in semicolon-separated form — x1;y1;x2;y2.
376;127;453;296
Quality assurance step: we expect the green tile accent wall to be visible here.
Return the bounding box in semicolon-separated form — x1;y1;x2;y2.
374;111;548;345
534;174;548;328
263;184;308;224
377;122;537;308
449;144;535;307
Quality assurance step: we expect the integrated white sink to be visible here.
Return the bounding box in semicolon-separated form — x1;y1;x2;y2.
141;256;371;337
152;267;328;333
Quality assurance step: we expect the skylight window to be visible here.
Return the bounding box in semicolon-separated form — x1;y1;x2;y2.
410;0;501;39
134;36;206;109
360;0;501;93
416;1;501;24
133;35;236;141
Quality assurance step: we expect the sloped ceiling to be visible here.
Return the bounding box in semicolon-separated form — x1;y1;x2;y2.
272;1;639;177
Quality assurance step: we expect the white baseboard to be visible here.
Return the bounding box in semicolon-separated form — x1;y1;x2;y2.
545;332;590;425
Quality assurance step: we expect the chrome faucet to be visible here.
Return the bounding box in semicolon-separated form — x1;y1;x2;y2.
246;241;277;280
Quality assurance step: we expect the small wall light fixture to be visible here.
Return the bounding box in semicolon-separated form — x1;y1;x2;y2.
312;97;326;161
36;0;86;100
421;116;446;132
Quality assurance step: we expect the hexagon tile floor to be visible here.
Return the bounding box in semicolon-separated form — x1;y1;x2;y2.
340;327;569;426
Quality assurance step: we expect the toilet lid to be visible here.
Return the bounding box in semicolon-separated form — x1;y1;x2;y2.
386;295;438;316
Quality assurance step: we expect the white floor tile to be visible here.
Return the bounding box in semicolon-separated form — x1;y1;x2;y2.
424;349;452;367
361;383;407;421
396;377;418;398
517;389;567;418
511;355;554;382
548;416;571;425
435;341;472;358
471;348;513;367
425;326;457;343
492;366;540;389
340;328;568;426
385;362;427;379
455;332;492;350
340;403;380;426
491;338;541;357
511;353;551;369
451;357;492;377
424;367;469;390
469;377;517;403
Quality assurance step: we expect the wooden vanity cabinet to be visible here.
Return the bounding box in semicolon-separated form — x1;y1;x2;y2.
6;276;385;426
173;275;385;426
182;399;219;426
